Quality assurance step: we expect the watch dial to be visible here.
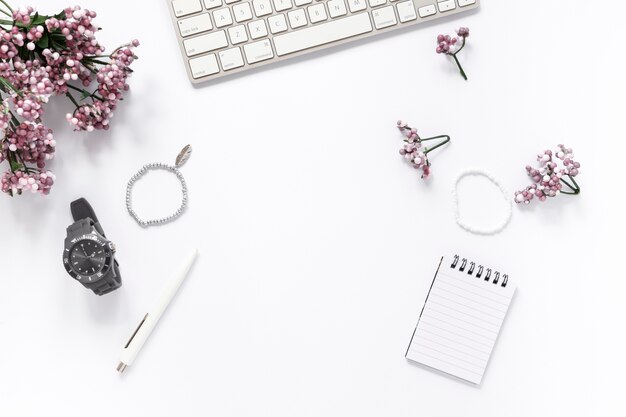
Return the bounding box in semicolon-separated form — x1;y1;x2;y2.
70;239;107;276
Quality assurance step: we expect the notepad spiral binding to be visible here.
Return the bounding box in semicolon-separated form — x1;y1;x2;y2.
450;255;509;288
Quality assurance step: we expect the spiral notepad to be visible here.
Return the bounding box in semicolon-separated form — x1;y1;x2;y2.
405;255;516;385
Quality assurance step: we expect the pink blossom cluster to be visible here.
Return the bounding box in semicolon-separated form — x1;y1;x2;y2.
436;34;459;54
397;120;431;179
514;145;581;204
2;122;55;168
68;40;139;132
436;27;470;80
0;3;139;197
12;6;35;25
0;169;54;195
436;27;469;55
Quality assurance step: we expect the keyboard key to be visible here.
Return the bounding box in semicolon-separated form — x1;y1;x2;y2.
189;54;220;78
295;0;313;5
243;39;274;63
219;47;245;70
253;0;273;17
172;0;202;17
273;0;293;12
178;14;213;37
225;0;240;4
288;9;307;28
418;4;436;17
438;0;455;12
184;30;228;56
348;0;366;12
213;8;233;27
268;14;288;33
248;19;269;39
372;5;396;29
368;0;386;7
458;0;476;5
274;12;372;56
396;0;416;23
308;4;327;23
204;0;222;9
233;2;253;22
228;25;249;44
327;0;347;18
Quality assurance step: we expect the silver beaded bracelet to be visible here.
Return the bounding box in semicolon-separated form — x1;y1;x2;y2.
126;145;192;227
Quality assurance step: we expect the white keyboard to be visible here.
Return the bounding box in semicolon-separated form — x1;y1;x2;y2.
168;0;479;83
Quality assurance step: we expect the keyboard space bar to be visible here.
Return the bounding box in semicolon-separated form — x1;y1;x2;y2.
273;13;373;56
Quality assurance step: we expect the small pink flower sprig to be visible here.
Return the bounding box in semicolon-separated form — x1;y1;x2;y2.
436;27;470;80
514;145;581;204
396;120;450;180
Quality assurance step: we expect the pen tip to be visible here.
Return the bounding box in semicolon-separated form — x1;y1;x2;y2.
116;362;127;373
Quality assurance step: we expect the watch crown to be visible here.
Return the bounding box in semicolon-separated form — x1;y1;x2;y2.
109;242;116;252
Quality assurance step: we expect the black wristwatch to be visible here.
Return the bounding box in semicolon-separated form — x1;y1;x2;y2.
62;198;122;295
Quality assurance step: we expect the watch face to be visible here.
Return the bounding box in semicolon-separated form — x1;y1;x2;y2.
70;239;106;275
63;235;113;281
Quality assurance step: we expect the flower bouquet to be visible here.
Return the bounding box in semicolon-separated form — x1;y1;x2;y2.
0;3;138;196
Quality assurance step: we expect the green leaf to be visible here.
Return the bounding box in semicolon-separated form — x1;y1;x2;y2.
54;10;66;20
49;38;68;51
80;89;92;101
36;33;49;48
0;76;21;97
32;13;48;25
9;160;24;172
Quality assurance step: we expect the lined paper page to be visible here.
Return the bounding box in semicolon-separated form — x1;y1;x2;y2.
406;260;516;384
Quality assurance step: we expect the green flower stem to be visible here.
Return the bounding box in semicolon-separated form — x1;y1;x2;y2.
455;37;466;54
6;151;16;172
66;84;104;102
16;153;32;173
83;57;110;66
65;92;80;108
0;0;12;13
82;62;98;75
420;134;449;142
446;37;468;80
423;135;451;155
560;177;576;192
8;109;19;127
560;175;581;195
451;54;467;81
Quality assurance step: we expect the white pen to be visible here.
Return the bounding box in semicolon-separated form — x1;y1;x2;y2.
116;248;199;373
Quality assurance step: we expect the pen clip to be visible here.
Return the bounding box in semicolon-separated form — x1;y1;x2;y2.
124;313;149;348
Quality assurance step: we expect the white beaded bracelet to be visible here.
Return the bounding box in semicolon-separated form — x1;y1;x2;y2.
452;169;512;235
126;145;192;227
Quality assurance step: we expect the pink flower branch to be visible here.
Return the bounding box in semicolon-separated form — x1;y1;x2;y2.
396;120;451;180
436;27;470;81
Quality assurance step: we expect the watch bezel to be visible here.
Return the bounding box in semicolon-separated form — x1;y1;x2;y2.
63;234;114;282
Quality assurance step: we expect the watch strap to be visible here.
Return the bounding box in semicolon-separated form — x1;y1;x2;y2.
71;198;105;236
66;218;96;236
83;260;121;296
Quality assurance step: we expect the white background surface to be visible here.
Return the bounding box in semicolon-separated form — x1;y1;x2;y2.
1;0;624;415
